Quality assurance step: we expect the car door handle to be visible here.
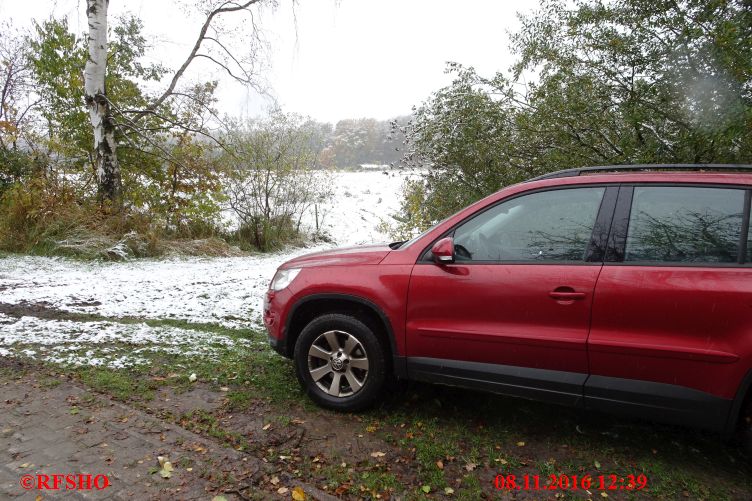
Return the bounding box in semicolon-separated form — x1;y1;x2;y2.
548;290;586;301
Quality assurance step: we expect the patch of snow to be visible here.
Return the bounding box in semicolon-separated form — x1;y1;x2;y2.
0;169;419;367
0;314;251;368
0;251;315;327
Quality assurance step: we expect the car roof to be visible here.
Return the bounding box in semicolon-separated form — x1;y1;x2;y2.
526;164;752;182
522;171;752;190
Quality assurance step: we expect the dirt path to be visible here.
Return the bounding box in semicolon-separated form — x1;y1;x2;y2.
0;359;335;501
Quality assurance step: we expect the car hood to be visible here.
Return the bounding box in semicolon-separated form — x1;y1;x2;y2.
281;244;391;269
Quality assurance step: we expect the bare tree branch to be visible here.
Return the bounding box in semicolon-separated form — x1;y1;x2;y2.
137;0;264;120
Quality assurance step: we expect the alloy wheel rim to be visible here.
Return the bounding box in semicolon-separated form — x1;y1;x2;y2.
307;329;369;397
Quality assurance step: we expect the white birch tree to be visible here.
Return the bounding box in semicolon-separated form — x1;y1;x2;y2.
84;0;121;203
83;0;268;204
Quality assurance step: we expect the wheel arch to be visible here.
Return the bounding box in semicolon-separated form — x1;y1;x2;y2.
284;293;404;377
724;368;752;437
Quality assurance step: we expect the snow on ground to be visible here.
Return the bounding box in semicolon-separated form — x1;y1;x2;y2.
305;170;413;245
0;169;416;367
0;312;258;367
0;251;310;328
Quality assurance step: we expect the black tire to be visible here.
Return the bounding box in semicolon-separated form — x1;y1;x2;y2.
294;313;387;412
741;401;752;455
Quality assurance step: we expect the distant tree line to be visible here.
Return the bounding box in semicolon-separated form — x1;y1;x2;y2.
317;117;407;169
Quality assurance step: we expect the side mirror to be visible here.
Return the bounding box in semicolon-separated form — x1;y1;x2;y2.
431;236;455;264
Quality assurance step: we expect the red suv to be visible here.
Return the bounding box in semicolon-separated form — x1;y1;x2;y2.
264;165;752;440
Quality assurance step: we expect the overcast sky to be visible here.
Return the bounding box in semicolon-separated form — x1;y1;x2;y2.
0;0;539;124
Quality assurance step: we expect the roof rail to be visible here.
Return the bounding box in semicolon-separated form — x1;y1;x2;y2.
526;164;752;182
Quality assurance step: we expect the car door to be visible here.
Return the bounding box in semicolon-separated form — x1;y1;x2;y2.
586;184;752;431
405;185;617;406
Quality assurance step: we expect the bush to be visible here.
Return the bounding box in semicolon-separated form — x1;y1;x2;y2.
0;149;38;195
223;111;333;252
232;215;304;252
0;176;239;259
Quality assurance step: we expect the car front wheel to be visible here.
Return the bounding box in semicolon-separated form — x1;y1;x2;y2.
294;313;387;412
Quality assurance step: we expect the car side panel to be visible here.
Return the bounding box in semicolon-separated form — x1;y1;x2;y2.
406;263;601;374
588;266;752;400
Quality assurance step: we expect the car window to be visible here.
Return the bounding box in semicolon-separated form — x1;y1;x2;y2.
452;187;605;262
624;187;744;264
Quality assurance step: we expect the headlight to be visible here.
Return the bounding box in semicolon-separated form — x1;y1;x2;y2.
270;268;301;291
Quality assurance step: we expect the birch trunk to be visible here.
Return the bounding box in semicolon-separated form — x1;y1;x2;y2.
84;0;121;203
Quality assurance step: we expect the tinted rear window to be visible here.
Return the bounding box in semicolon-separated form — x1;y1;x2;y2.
625;187;745;264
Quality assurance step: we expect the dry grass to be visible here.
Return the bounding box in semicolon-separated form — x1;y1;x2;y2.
0;180;245;260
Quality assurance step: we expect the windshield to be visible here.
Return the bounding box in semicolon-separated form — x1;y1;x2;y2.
396;214;454;250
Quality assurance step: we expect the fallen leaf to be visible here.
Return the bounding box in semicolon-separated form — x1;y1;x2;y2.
270;476;280;486
188;373;197;382
516;441;525;447
212;497;228;501
334;482;351;495
594;460;601;469
444;487;454;495
436;460;444;470
366;425;377;433
263;423;272;431
370;451;386;458
277;487;289;495
600;493;609;498
220;387;229;392
291;486;306;500
157;456;173;479
69;407;79;415
421;485;431;493
464;462;477;472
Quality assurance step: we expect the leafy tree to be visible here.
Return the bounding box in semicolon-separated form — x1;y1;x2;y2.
0;23;36;152
28;18;90;168
396;0;752;236
0;24;39;194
